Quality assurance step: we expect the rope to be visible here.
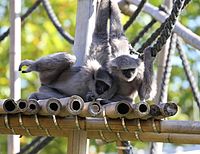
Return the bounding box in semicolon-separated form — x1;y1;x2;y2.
0;0;42;42
158;33;177;104
151;0;185;57
130;19;156;48
42;0;74;44
137;0;190;55
29;137;54;154
123;0;147;31
136;5;169;53
17;136;43;154
177;39;200;109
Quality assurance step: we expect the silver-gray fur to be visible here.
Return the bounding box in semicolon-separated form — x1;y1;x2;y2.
19;0;117;101
107;0;156;102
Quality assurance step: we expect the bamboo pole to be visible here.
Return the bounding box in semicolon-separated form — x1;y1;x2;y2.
126;102;150;119
47;96;84;117
0;99;19;114
102;101;132;119
1;115;200;135
79;101;102;117
16;99;28;112
23;99;40;115
1;127;200;144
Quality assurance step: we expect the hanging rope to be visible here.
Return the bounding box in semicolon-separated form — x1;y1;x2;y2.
130;19;156;48
158;33;177;104
17;136;43;154
150;0;187;57
130;5;169;51
138;0;191;55
28;137;54;154
0;0;42;42
42;0;74;44
123;0;147;31
177;39;200;109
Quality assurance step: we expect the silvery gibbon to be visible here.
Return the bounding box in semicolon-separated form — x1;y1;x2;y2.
19;0;117;101
107;0;156;102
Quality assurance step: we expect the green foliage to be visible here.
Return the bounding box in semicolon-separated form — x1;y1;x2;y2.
0;0;200;153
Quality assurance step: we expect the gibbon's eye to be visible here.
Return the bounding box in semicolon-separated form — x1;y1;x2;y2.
122;68;136;79
95;80;109;95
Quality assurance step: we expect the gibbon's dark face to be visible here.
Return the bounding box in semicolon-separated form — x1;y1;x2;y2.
121;68;136;79
95;80;110;95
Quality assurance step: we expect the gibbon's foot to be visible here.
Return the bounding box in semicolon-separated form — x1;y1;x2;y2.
18;60;35;73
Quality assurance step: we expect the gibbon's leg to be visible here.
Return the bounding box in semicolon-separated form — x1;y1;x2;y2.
88;0;111;66
29;86;65;100
19;52;76;84
109;0;130;57
138;47;156;101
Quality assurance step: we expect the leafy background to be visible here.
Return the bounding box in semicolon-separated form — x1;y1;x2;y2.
0;0;200;153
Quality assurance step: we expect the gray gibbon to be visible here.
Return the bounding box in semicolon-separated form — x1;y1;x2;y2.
19;0;117;101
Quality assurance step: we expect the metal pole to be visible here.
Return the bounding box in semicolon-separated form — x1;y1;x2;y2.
73;0;97;66
68;0;97;153
8;0;21;153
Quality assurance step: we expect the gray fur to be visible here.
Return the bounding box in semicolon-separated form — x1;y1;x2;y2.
19;0;117;102
107;0;156;102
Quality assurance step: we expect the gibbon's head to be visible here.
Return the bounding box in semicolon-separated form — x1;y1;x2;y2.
86;59;116;100
94;68;113;95
108;55;142;82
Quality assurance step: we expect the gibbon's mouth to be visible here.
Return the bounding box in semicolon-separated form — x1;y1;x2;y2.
122;68;136;79
95;80;110;95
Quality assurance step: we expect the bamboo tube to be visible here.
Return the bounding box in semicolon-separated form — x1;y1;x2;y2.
155;102;178;119
87;131;200;144
46;98;62;115
23;99;40;115
125;102;150;119
0;99;19;114
142;104;161;119
0;126;200;144
79;101;102;117
100;101;132;119
59;95;84;117
66;95;84;115
2;115;200;136
16;99;28;112
37;99;52;115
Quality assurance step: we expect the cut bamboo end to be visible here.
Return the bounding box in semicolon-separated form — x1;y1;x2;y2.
46;98;62;115
156;102;178;119
3;99;19;113
126;102;150;119
103;101;132;119
88;101;102;117
66;95;84;115
16;99;28;112
23;99;40;115
79;101;102;117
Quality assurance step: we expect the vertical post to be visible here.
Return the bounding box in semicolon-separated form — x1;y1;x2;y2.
149;1;173;154
73;0;97;66
68;0;97;153
8;0;21;153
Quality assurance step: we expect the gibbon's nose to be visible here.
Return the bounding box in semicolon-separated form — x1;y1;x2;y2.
122;68;135;79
